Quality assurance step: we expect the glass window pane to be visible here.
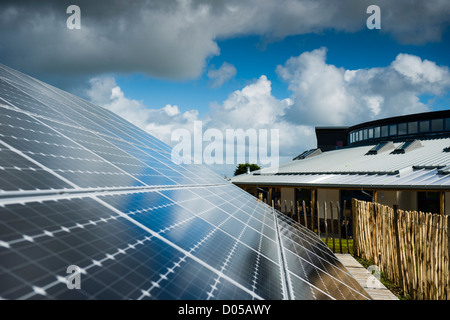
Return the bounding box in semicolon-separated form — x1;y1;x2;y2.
431;119;443;132
419;120;429;132
363;129;368;140
389;124;397;136
445;118;450;130
374;127;380;138
408;121;418;134
368;128;374;139
398;123;407;135
381;125;388;137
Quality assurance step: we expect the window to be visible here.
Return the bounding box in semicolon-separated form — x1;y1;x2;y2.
408;121;418;134
363;129;368;140
431;119;444;132
419;120;430;132
389;124;397;136
391;139;422;154
398;123;407;135
445;118;450;131
381;125;389;137
374;127;380;138
294;148;322;160
368;128;374;139
366;141;394;155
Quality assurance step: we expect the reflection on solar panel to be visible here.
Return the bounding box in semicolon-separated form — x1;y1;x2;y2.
0;63;370;300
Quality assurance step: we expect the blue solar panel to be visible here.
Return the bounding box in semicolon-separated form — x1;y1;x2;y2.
0;63;370;300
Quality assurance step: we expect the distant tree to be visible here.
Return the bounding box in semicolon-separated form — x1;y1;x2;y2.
234;163;261;176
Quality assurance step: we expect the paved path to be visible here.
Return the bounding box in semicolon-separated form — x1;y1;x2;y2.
335;253;398;300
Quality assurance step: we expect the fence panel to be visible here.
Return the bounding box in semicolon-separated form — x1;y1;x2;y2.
353;199;449;300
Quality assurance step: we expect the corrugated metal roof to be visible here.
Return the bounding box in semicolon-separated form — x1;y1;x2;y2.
231;138;450;189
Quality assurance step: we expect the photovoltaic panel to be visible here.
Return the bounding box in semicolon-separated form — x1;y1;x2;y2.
0;63;371;300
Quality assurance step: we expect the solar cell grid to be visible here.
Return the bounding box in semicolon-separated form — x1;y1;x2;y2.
0;79;76;125
0;63;371;300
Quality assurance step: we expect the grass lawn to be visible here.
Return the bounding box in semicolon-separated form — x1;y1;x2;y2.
321;237;354;254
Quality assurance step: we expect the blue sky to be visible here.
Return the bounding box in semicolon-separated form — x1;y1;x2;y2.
1;0;449;177
116;29;450;117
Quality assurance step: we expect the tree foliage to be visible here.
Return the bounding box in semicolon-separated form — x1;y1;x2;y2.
233;163;261;176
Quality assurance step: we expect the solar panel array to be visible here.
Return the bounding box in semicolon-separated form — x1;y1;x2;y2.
0;63;370;300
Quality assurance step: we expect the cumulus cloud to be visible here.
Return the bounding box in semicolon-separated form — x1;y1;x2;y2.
86;76;199;144
205;75;316;160
391;54;450;92
85;48;450;170
207;62;237;88
277;48;450;126
0;0;449;78
85;74;315;166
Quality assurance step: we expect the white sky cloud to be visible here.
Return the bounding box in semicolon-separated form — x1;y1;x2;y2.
86;76;199;144
207;62;237;88
1;0;449;78
86;48;450;168
277;48;450;127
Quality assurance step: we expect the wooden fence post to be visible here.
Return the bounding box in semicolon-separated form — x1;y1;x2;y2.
337;201;343;254
310;200;315;231
311;189;316;230
317;202;321;238
447;215;450;300
393;204;403;291
352;198;358;256
291;201;294;219
303;200;308;230
343;200;349;253
324;202;328;249
330;201;335;253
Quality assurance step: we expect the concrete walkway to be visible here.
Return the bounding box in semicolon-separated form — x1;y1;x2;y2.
335;253;398;300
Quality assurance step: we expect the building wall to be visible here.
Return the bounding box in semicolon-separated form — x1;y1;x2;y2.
317;188;340;219
242;186;449;216
377;190;398;208
280;187;296;214
397;190;417;211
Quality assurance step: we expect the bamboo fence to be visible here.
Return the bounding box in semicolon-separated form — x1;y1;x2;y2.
275;199;352;254
353;199;449;300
